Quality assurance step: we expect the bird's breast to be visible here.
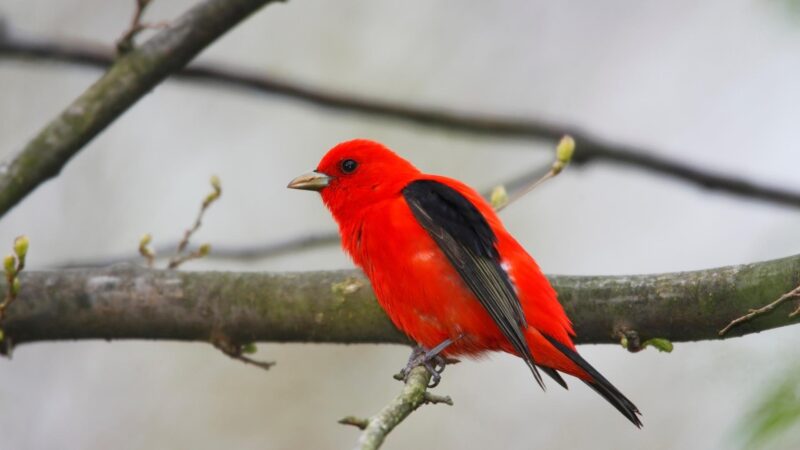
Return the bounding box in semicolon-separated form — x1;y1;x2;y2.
343;197;509;354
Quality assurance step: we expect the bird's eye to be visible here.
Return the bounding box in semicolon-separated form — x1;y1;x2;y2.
340;159;358;174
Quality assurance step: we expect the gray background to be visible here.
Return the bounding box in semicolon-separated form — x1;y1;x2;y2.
1;1;799;449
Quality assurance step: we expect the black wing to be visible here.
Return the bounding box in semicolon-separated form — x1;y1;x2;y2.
542;333;642;427
402;179;546;389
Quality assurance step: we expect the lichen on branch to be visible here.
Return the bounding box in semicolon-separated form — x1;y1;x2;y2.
340;365;453;450
1;253;799;350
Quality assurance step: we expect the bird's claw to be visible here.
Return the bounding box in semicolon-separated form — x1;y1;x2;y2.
426;370;442;388
423;356;446;387
401;346;450;388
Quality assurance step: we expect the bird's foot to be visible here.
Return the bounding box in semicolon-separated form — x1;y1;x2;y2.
398;339;460;388
399;346;446;388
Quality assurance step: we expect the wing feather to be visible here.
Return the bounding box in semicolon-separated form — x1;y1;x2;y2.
403;179;545;389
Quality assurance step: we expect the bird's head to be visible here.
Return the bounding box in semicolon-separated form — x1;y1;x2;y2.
288;139;420;218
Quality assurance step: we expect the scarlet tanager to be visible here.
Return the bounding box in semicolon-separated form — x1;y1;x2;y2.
288;139;642;427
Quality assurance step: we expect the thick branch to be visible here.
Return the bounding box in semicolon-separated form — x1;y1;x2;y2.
2;33;799;208
0;0;279;219
3;254;800;350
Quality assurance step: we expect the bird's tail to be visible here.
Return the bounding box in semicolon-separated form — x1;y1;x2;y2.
542;334;642;428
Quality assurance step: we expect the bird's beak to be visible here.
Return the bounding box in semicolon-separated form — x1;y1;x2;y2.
287;171;331;191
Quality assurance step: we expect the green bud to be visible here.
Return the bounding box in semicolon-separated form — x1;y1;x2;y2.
241;343;257;354
13;235;29;259
556;135;575;164
642;338;674;353
0;327;4;342
11;278;20;297
198;243;211;257
490;185;509;210
202;193;219;208
139;233;152;247
210;175;222;194
3;255;15;275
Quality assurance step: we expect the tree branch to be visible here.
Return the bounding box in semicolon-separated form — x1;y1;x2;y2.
2;32;798;209
3;253;800;352
339;365;452;450
54;232;342;268
53;165;552;268
0;0;280;219
719;284;800;336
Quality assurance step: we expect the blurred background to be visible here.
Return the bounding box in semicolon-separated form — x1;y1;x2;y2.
1;1;800;449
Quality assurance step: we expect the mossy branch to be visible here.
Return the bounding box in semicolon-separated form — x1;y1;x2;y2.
0;0;281;219
1;253;799;352
340;365;452;450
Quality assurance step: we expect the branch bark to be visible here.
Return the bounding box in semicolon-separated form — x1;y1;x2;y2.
340;365;452;450
3;253;799;351
2;32;799;209
0;0;280;219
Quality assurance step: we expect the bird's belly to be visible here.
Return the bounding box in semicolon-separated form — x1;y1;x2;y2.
360;220;508;355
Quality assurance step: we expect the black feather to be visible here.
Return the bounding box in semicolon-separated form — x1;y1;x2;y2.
542;333;642;427
541;367;569;390
402;179;545;389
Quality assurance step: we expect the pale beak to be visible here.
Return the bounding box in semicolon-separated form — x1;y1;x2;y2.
287;171;332;191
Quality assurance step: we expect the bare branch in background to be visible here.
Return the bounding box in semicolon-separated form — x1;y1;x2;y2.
2;253;800;353
1;32;799;209
52;163;551;268
0;0;282;220
167;176;221;269
53;231;341;268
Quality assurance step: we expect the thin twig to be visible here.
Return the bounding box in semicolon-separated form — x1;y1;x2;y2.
422;391;454;406
117;3;171;55
55;164;549;268
167;176;220;269
790;302;800;318
342;365;452;450
719;284;800;336
1;33;799;209
494;135;574;211
338;416;369;430
167;245;211;269
116;0;153;54
0;261;19;321
0;0;279;221
211;331;275;371
54;232;340;268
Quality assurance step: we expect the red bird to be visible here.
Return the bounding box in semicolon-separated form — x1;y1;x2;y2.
288;139;641;427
